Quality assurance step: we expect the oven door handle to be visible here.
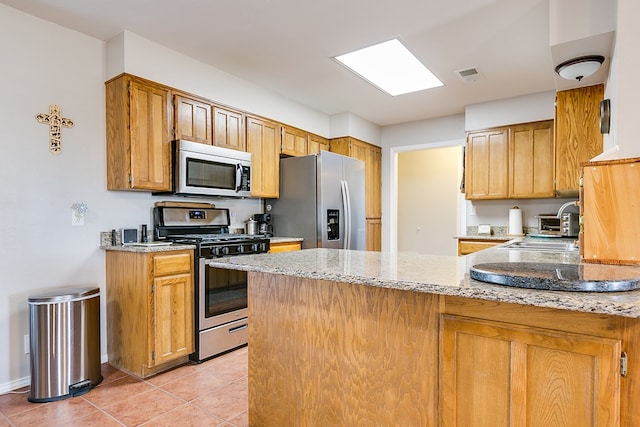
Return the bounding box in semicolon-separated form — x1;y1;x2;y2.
229;323;248;333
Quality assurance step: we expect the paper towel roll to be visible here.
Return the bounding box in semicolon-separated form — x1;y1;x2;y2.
508;206;523;236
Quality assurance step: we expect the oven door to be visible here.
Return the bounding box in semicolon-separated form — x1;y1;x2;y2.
199;258;248;330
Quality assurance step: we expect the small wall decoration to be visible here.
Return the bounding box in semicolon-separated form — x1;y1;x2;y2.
36;104;74;155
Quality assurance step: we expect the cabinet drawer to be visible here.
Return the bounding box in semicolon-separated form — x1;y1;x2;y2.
269;242;301;253
153;253;192;276
457;239;507;255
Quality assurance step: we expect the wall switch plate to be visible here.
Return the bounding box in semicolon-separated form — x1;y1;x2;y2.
24;334;29;354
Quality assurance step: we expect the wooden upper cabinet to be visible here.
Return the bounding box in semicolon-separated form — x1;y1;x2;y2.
213;105;246;151
441;314;621;426
466;120;555;200
509;120;554;198
465;128;509;199
581;158;640;265
555;84;604;196
308;134;329;154
174;94;212;144
106;74;172;191
281;126;308;157
246;116;280;198
330;136;382;250
365;145;382;218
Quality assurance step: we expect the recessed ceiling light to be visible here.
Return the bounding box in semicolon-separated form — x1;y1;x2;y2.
334;39;443;96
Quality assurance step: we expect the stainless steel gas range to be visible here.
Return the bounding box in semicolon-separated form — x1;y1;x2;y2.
153;206;270;362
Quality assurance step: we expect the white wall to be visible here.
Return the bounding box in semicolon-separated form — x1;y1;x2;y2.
602;0;640;159
464;90;556;131
0;5;322;392
108;31;332;139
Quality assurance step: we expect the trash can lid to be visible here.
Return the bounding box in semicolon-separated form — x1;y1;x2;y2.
28;287;100;304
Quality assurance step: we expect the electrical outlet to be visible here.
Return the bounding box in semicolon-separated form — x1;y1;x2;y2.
24;334;29;354
71;210;84;226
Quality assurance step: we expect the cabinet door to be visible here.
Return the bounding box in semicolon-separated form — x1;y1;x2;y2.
457;239;506;255
509;120;554;198
441;315;621;427
152;272;194;366
366;218;381;251
281;126;308;156
465;129;508;199
555;84;604;195
129;80;172;191
582;160;640;264
365;146;382;218
174;95;212;144
308;134;329;154
214;106;245;151
246;116;280;198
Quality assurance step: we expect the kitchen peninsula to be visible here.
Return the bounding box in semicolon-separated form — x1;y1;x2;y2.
211;246;640;426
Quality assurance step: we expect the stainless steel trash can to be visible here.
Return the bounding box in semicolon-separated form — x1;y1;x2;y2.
28;287;103;403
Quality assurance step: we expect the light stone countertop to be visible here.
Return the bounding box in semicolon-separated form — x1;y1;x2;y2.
209;244;640;319
456;235;512;241
270;237;303;244
102;243;196;253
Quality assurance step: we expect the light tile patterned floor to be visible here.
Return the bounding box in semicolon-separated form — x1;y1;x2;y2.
0;347;248;426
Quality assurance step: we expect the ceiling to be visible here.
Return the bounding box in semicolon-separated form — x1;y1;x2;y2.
0;0;606;126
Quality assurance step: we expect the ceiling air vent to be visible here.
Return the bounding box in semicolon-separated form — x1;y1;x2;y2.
455;67;482;83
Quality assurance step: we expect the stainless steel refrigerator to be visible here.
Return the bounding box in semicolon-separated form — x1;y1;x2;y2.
267;151;365;250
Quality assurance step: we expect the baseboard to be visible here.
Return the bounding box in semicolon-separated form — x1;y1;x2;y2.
0;353;109;395
0;376;29;395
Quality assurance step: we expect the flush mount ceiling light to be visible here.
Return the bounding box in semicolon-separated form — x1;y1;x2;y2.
334;39;443;96
554;55;605;81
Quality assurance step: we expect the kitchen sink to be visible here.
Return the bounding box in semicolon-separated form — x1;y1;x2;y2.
501;240;579;252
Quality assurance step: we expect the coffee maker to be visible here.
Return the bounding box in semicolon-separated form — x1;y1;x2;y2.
252;213;273;237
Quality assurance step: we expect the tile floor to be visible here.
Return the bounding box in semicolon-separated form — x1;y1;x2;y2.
0;347;248;426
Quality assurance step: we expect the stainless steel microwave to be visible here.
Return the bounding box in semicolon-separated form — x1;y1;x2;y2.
536;212;579;237
171;140;251;198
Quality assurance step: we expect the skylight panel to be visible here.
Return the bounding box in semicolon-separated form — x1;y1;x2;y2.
334;39;443;96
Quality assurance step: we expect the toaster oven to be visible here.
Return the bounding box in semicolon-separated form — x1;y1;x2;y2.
536;212;579;237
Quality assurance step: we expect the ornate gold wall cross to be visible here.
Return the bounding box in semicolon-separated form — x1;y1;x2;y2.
36;104;74;155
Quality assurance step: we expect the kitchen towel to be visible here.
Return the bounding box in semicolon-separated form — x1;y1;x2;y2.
508;206;524;236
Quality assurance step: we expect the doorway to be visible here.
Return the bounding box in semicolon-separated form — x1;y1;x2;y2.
395;143;464;256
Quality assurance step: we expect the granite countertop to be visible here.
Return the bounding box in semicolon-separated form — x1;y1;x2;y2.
209;244;640;319
456;235;512;241
270;237;303;244
102;243;196;252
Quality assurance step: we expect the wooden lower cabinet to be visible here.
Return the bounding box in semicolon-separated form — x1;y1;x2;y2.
457;238;508;255
106;250;194;378
269;241;301;253
247;272;640;426
441;314;620;426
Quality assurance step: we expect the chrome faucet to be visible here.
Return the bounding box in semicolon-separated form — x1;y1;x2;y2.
557;200;579;218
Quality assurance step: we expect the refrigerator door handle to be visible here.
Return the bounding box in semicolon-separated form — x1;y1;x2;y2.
341;180;351;249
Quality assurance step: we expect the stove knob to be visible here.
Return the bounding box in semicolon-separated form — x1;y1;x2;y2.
250;243;259;252
237;245;245;254
260;242;268;252
221;246;230;256
212;247;221;256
